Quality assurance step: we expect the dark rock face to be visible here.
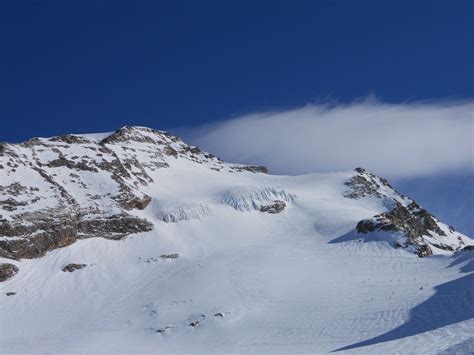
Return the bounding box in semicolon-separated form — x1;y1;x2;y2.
0;210;153;259
344;167;395;199
160;253;179;259
49;134;92;144
356;201;446;241
230;165;268;174
0;263;19;282
260;200;286;214
416;244;433;258
6;292;16;296
62;263;87;272
77;214;153;240
355;202;455;257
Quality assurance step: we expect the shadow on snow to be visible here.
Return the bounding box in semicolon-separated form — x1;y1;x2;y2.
333;251;474;352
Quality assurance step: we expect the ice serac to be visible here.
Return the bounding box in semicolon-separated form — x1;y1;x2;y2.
343;168;470;257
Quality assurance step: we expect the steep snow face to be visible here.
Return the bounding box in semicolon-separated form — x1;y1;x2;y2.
0;126;473;354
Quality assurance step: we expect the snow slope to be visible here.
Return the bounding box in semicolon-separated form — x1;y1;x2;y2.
0;126;473;354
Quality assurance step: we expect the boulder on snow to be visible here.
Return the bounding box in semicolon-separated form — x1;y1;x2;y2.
62;263;87;272
0;263;19;282
160;253;179;259
260;200;286;214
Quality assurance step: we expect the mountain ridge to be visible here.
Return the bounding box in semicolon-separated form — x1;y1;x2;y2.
0;126;471;264
1;126;473;353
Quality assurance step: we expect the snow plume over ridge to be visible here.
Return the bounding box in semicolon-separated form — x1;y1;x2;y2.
184;99;474;178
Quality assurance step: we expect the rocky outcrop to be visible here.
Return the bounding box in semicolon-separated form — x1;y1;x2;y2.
0;209;153;259
160;253;179;259
260;200;286;214
348;168;468;257
344;167;396;199
62;263;87;272
77;214;153;239
230;165;268;174
0;263;19;282
356;202;446;240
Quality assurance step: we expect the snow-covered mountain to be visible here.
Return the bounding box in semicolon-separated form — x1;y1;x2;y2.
1;126;473;353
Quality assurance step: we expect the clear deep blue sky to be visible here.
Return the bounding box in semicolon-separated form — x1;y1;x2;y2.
1;0;472;142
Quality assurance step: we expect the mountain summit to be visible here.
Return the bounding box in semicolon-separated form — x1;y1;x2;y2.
0;126;266;259
0;126;472;353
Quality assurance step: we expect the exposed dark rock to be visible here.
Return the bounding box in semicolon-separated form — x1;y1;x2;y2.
160;253;179;259
155;326;173;334
189;321;200;327
0;198;28;211
356;201;457;257
78;214;153;239
0;211;79;259
231;165;268;174
345;168;469;257
49;135;91;144
260;200;286;214
344;168;386;199
142;257;158;263
407;201;446;236
6;292;16;296
416;244;433;258
0;263;19;282
356;202;445;242
101;126;160;145
62;263;87;272
47;157;99;172
214;312;224;318
0;210;152;259
113;191;151;211
163;145;178;158
431;243;454;252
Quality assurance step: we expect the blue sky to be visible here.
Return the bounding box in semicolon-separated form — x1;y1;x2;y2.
1;1;472;235
1;0;472;142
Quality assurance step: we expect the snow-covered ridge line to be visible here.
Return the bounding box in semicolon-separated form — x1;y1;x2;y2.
0;126;471;266
0;126;270;260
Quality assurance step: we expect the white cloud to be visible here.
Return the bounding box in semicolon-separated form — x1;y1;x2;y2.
181;99;474;178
